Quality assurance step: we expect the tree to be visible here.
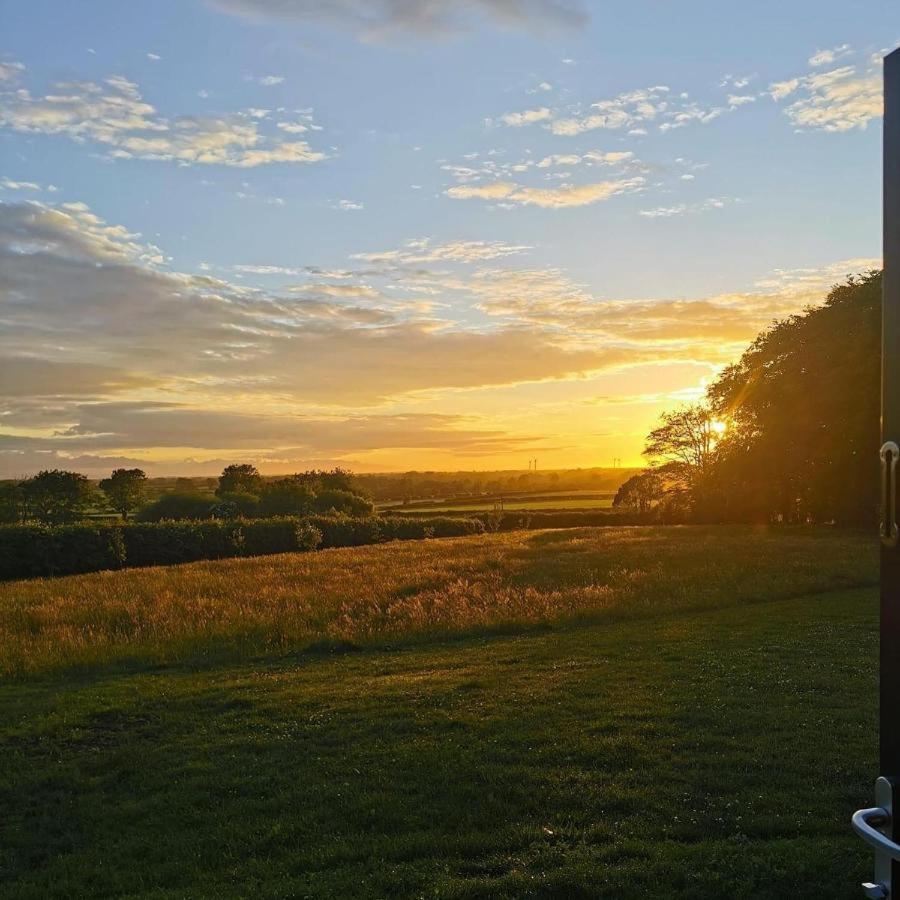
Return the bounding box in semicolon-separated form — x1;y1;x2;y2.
706;271;880;524
21;469;95;525
136;492;213;522
99;468;147;520
613;471;663;514
313;488;374;516
210;491;261;519
258;477;316;517
217;464;263;497
0;481;25;524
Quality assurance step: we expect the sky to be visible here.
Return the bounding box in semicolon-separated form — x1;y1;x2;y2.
0;0;897;477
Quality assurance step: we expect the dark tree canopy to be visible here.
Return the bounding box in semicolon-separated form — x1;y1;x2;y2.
217;464;263;497
644;271;881;525
21;469;96;525
99;468;147;520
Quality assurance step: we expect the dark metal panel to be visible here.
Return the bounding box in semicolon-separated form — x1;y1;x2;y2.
883;47;900;773
882;45;900;894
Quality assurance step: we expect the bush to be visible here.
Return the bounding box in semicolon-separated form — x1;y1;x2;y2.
122;521;244;568
424;516;486;537
210;491;261;519
242;518;322;556
379;517;432;541
137;492;214;522
0;523;126;579
308;515;384;548
312;489;375;517
0;513;490;580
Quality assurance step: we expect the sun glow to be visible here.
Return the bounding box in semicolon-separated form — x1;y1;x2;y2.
711;419;728;435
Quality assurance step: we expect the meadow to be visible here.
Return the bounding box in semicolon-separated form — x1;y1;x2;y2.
0;526;880;897
379;493;617;514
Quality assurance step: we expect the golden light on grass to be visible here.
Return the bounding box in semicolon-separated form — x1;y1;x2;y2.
0;526;874;679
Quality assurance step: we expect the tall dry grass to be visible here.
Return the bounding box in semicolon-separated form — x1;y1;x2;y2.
0;526;875;678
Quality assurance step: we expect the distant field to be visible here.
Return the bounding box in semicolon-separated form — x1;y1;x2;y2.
381;496;616;513
0;526;878;897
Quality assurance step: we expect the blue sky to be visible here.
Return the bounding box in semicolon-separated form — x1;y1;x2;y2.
0;0;897;475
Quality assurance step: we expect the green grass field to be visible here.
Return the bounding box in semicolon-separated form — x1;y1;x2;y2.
378;491;616;514
0;526;880;897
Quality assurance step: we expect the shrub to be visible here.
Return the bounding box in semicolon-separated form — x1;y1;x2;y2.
0;513;495;581
0;523;126;579
257;479;316;517
137;492;214;522
122;521;244;568
211;491;261;519
424;516;486;537
308;515;384;548
380;517;432;541
241;518;321;556
312;489;375;517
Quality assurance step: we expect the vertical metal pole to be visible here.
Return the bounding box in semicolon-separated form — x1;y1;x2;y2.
883;45;900;894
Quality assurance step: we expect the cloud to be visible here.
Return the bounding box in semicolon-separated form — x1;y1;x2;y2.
536;150;633;168
1;177;53;192
446;177;644;208
780;65;881;132
147;52;162;61
547;85;728;136
808;44;851;67
352;238;531;263
0;61;24;82
500;106;552;126
769;49;882;132
332;198;364;210
252;74;285;86
207;0;588;39
0;72;327;166
639;197;734;218
1;199;877;474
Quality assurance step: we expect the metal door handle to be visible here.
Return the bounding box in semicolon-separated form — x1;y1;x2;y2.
854;778;899;896
853;807;900;860
882;442;899;547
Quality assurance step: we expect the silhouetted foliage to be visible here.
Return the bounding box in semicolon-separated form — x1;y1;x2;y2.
646;271;881;524
21;470;96;525
613;471;664;514
210;491;261;519
312;488;374;516
217;464;263;497
99;468;148;520
0;482;24;524
136;491;214;522
257;477;316;517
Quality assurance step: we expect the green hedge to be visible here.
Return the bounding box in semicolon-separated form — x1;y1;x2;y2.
0;514;485;581
0;524;126;579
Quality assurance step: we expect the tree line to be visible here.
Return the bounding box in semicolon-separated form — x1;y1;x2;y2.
614;271;880;525
0;464;374;526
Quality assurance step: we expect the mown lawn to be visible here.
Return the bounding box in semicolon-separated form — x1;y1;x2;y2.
0;526;881;897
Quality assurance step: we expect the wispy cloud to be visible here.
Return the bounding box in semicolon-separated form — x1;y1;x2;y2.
446;177;645;208
0;61;24;82
0;73;327;166
639;197;735;218
0;198;878;473
500;106;552;126
770;48;882;132
808;44;851;67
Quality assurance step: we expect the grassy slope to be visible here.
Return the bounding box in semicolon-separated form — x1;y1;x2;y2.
0;526;875;678
0;527;880;898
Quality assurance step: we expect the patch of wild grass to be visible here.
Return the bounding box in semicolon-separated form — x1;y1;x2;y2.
0;525;875;678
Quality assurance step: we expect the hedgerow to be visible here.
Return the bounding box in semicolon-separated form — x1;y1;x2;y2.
0;514;485;580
